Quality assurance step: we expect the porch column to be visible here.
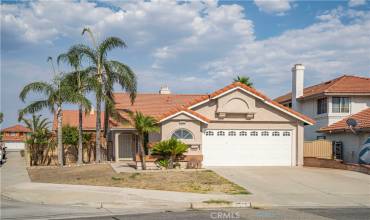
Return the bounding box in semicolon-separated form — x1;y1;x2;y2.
115;132;120;162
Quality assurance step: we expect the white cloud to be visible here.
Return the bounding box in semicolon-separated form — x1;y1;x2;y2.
254;0;293;15
203;7;370;94
348;0;367;7
1;1;370;126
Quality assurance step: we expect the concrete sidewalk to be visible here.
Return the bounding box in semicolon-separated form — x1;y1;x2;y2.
3;182;246;210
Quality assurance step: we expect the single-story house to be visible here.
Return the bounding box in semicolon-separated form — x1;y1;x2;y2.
1;124;31;151
319;107;370;163
58;82;315;167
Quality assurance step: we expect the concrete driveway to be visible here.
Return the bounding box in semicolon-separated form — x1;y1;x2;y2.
211;166;370;207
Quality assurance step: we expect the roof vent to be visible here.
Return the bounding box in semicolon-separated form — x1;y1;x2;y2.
159;86;171;94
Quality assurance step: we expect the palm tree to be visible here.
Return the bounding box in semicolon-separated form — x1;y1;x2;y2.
233;76;253;87
19;57;91;166
152;138;188;169
20;114;50;132
20;114;53;165
129;111;159;170
73;27;137;162
57;48;93;165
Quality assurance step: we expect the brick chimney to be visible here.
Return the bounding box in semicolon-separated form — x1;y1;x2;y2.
291;64;304;111
159;86;171;94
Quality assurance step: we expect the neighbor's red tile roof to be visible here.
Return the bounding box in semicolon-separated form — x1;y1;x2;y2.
319;108;370;132
275;75;370;104
52;110;105;130
1;124;31;133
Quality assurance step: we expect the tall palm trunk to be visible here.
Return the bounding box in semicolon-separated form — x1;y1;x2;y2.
95;95;101;162
57;106;64;166
103;103;110;160
77;104;83;164
139;134;147;170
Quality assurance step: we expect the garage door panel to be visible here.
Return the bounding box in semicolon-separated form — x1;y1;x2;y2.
202;130;292;166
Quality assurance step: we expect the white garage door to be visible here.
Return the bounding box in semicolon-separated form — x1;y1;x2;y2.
4;142;26;151
202;129;293;166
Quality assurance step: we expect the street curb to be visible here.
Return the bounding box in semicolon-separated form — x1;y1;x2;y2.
190;201;251;209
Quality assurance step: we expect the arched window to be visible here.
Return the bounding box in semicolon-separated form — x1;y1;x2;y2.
250;131;258;136
283;131;290;136
217;131;225;136
272;131;280;136
172;129;193;139
261;131;269;136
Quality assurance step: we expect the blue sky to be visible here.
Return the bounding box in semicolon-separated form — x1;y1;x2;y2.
1;0;370;128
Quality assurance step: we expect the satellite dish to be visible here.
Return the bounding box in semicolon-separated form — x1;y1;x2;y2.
346;118;358;127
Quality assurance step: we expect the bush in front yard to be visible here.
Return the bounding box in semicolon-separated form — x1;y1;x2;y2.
155;158;170;169
151;138;188;169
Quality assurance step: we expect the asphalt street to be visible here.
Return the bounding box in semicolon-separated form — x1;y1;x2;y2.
2;196;370;220
54;207;370;220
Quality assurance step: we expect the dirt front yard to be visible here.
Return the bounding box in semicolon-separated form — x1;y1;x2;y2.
27;164;248;195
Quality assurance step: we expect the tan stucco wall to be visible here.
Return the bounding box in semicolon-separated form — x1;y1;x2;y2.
160;117;203;155
193;90;294;122
297;123;304;166
158;89;306;166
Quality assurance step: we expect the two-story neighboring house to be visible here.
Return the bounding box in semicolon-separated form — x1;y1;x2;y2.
1;124;31;151
275;64;370;163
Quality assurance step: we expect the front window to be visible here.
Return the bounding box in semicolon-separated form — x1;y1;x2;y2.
172;129;193;139
317;98;327;114
332;97;350;113
272;131;280;136
228;131;236;136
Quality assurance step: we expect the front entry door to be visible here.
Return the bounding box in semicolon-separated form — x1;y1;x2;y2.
119;134;133;159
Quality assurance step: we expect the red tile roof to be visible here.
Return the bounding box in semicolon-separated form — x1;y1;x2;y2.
114;93;205;119
1;124;31;133
158;106;210;123
163;82;314;125
275;75;370;103
52;110;105;130
57;82;315;129
319;108;370;132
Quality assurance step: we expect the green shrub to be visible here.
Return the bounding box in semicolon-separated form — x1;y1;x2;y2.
151;138;188;169
155;158;170;169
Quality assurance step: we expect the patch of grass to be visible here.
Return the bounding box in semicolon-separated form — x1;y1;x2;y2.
28;165;248;194
111;176;123;181
203;199;232;205
129;173;140;179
